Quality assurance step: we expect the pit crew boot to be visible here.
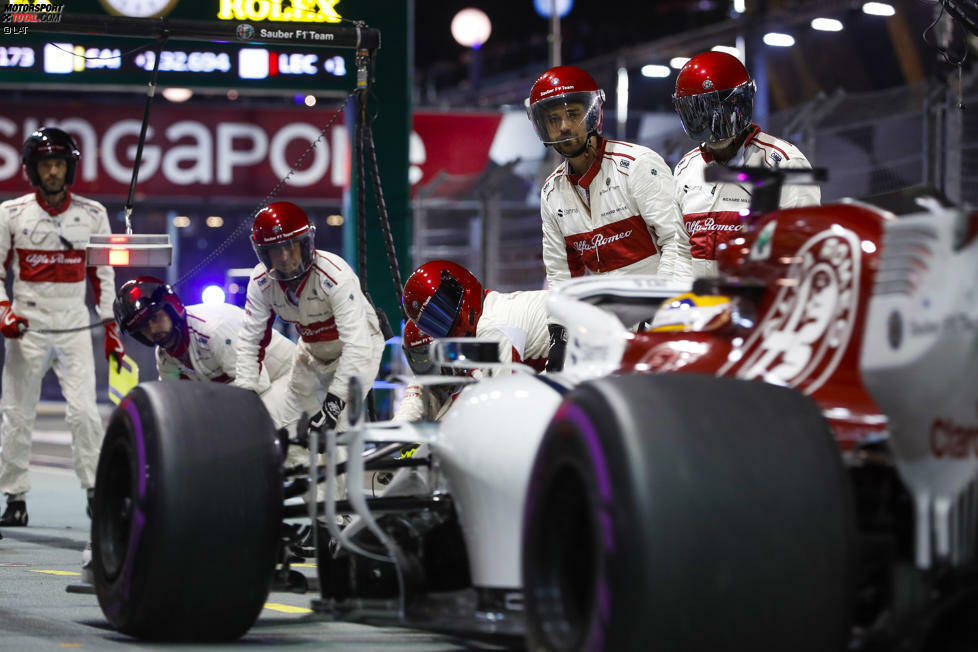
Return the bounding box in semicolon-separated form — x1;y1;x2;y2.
0;500;28;526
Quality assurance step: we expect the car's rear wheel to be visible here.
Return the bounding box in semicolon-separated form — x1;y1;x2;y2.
522;374;856;652
92;381;283;641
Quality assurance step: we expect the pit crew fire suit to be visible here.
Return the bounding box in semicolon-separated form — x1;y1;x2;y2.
541;137;692;288
674;125;820;278
156;302;295;428
234;250;385;433
0;190;115;496
479;289;551;370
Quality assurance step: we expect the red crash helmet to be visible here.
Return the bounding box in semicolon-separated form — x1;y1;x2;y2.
402;320;436;376
113;276;189;357
22;127;81;186
673;51;756;144
251;201;316;282
402;260;483;338
525;65;606;146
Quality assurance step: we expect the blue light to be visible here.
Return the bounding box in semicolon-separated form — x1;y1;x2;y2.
533;0;573;18
201;285;226;305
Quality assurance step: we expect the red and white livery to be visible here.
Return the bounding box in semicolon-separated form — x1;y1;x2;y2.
673;125;820;277
0;190;115;496
541;138;693;287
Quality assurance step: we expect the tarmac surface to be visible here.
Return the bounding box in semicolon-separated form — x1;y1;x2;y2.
0;405;513;651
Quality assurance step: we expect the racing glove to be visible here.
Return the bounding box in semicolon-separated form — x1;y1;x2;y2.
104;322;126;372
309;393;345;432
0;301;28;339
545;323;568;373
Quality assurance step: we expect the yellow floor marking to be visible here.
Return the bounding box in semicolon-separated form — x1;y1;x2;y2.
291;563;316;568
59;644;82;648
263;603;313;614
30;570;81;576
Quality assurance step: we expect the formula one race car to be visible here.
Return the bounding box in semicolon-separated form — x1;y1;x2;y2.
89;169;978;651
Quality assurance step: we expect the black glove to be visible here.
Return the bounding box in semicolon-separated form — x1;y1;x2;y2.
545;323;568;373
309;393;345;432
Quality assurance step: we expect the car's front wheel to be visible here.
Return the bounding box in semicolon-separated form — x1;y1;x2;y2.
92;381;283;641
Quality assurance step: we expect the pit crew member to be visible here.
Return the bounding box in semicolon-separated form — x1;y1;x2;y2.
0;127;123;527
113;276;295;428
527;65;692;288
672;51;820;277
234;201;385;438
402;260;553;371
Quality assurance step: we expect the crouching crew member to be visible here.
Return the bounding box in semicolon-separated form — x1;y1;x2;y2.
234;201;385;438
113;276;295;427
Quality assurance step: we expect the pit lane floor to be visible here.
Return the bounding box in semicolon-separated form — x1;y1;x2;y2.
0;406;513;651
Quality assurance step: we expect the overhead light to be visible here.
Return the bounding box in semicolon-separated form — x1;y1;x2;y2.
304;94;317;107
862;2;895;16
173;216;191;228
641;64;670;78
711;45;742;59
811;17;843;31
326;214;344;226
763;32;795;47
670;57;690;69
162;87;193;102
201;285;226;305
733;0;746;13
451;8;492;49
205;216;224;228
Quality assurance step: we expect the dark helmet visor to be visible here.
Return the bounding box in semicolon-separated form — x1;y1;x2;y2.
673;80;756;143
417;273;464;338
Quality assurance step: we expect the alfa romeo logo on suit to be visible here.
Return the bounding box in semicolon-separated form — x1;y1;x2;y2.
721;227;861;395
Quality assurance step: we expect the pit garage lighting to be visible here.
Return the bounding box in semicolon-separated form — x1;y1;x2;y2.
205;216;224;228
670;57;690;69
87;234;172;267
763;32;795;47
451;8;492;49
862;2;895;16
811;17;844;31
733;0;746;13
201;285;226;305
173;215;191;228
711;45;742;59
641;64;671;78
326;214;344;226
533;0;573;17
162;87;193;102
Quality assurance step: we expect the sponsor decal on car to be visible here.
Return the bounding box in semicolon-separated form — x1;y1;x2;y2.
724;227;860;395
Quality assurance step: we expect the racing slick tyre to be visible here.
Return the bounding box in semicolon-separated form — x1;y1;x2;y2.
91;381;283;641
522;374;856;652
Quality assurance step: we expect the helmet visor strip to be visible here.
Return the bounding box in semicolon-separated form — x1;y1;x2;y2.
417;274;464;338
254;233;314;282
673;80;755;143
529;90;604;145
